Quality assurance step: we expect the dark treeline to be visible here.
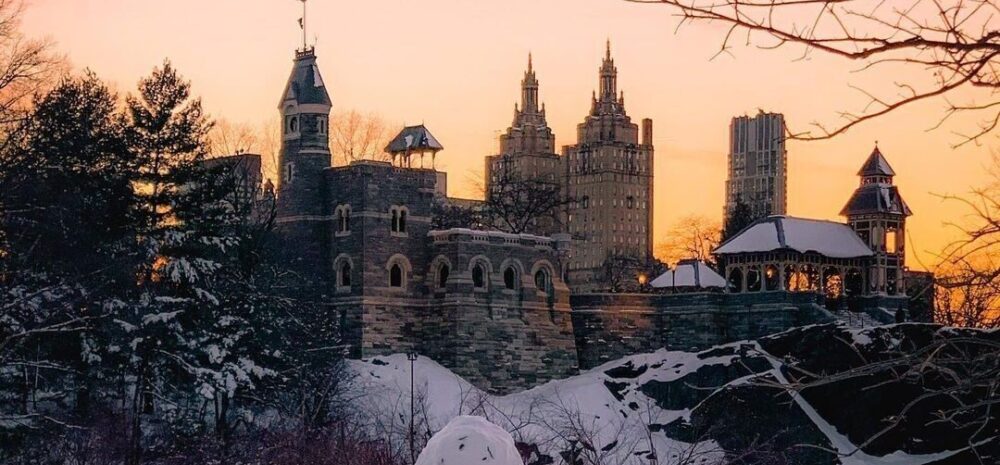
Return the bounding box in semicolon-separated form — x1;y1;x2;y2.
0;64;391;464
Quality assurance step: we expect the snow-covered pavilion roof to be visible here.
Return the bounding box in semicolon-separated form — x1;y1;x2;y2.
386;125;444;155
650;259;727;289
714;216;873;258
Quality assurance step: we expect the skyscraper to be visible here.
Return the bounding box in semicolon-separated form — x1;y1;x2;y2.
724;111;787;225
484;54;562;235
563;41;654;290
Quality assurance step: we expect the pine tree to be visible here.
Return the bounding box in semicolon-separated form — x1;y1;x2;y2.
0;72;134;426
723;195;755;242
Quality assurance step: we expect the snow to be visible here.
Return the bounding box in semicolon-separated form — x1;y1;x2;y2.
415;416;524;465
650;259;727;289
715;216;873;258
347;351;730;465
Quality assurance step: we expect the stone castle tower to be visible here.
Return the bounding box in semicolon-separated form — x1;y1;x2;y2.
842;145;912;296
275;47;333;273
563;41;655;290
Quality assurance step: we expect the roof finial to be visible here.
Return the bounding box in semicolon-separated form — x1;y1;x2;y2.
606;38;612;60
528;52;533;73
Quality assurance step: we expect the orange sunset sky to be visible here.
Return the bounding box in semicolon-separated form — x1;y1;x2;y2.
20;0;998;270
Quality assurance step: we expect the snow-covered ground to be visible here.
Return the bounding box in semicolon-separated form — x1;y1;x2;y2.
347;324;983;465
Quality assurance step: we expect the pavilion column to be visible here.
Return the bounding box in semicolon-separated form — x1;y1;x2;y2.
838;268;846;297
740;266;748;293
777;262;786;291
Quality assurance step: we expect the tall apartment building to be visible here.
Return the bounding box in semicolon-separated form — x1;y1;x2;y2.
724;112;787;225
484;54;562;235
563;42;654;290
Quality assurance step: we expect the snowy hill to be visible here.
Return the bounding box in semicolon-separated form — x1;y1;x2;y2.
346;323;997;465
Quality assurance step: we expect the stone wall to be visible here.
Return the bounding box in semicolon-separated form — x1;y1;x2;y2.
571;291;834;369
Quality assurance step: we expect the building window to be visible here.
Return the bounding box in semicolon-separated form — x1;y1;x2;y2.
286;115;298;133
504;267;517;290
534;269;550;294
581;196;590;209
337;206;351;234
390;207;408;234
626;196;635;209
472;264;486;290
390;264;403;288
283;163;294;183
437;263;450;290
317;116;327;134
339;262;351;287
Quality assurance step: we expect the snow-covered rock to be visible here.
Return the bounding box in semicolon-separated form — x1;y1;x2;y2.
415;415;523;465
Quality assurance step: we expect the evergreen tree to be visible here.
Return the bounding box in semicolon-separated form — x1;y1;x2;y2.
0;72;134;427
722;195;755;242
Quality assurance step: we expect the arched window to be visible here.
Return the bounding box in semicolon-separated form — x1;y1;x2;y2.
764;265;779;291
398;210;407;233
287;115;298;133
504;267;517;290
534;269;550;294
339;262;351;287
437;263;450;289
391;209;399;232
390;264;403;288
472;264;486;289
283;163;294;183
317;116;327;134
747;267;762;292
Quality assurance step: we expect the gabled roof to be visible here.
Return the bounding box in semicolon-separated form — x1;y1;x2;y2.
840;184;912;217
858;146;895;177
279;49;331;108
650;259;727;289
714;215;873;258
386;125;444;155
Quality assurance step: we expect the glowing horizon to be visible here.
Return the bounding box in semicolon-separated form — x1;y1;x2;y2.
21;0;997;271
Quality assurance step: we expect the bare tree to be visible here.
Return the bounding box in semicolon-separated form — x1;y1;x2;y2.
0;0;63;135
329;110;396;166
631;0;1000;145
479;169;572;235
658;214;721;266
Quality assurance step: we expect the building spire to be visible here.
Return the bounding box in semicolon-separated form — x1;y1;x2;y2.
520;52;540;114
599;40;617;101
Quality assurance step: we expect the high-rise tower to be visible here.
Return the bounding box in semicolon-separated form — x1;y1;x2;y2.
275;46;332;270
563;42;655;290
724;112;787;225
842;145;911;295
485;54;562;235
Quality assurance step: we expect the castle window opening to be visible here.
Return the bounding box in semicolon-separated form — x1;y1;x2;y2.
472;264;486;289
339;262;351;287
390;264;403;288
504;267;517;290
437;263;450;290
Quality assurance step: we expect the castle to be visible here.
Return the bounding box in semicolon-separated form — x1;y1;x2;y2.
253;44;919;394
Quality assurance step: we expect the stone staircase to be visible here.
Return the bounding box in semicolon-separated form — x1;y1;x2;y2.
832;310;884;328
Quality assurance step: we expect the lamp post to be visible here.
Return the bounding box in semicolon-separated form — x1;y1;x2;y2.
407;351;418;465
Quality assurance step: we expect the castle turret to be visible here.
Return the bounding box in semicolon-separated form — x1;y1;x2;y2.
275;47;332;272
276;47;332;221
842;144;912;295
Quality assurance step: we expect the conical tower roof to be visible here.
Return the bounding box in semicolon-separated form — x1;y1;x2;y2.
858;145;896;177
279;49;331;108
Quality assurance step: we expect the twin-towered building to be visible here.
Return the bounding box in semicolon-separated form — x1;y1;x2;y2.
486;42;655;291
